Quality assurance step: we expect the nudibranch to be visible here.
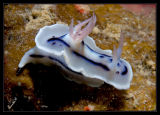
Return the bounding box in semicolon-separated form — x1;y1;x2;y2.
17;14;133;90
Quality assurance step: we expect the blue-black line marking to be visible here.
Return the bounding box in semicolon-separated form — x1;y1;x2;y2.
30;54;44;58
72;51;110;71
51;34;67;40
109;58;112;63
48;56;82;75
47;38;70;47
52;41;56;45
117;62;120;67
29;54;82;75
82;41;111;58
99;55;104;58
59;34;67;39
121;66;128;75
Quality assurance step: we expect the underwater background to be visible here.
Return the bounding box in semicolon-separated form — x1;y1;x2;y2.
4;4;156;111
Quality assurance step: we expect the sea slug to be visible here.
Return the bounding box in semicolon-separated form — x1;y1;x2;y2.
17;14;133;90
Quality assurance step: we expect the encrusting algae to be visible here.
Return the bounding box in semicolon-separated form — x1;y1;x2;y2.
4;4;156;111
